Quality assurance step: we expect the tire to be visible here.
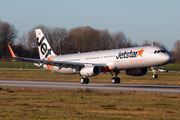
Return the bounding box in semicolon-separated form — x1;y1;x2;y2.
116;77;120;84
155;75;158;78
112;78;116;84
80;78;85;84
85;78;89;84
153;75;158;79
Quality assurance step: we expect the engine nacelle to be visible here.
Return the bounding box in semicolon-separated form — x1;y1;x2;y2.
126;68;147;76
80;66;100;77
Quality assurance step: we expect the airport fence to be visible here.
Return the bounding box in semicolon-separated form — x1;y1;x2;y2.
0;62;40;69
0;62;180;71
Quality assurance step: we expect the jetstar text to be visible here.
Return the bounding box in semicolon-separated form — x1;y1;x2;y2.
117;51;138;59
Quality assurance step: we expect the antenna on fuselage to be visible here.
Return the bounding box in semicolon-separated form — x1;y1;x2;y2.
151;43;153;46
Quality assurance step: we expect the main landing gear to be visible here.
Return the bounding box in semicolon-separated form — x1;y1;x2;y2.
151;67;158;79
80;71;121;84
80;77;89;84
111;71;120;84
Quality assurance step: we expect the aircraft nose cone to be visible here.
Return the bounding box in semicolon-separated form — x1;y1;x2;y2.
161;53;173;64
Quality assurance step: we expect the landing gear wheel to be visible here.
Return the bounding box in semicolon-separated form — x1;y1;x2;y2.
84;78;89;84
112;77;120;84
80;78;85;84
80;78;89;84
116;77;120;84
153;74;158;79
112;78;116;84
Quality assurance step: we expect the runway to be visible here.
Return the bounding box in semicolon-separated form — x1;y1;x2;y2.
0;80;180;94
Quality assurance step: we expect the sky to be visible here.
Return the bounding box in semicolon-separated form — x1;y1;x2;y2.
0;0;180;50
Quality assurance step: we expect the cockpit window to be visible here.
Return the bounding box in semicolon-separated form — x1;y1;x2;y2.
154;50;166;54
160;50;166;53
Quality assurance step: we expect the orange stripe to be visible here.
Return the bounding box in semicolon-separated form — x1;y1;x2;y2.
47;55;53;71
101;67;112;72
8;45;15;57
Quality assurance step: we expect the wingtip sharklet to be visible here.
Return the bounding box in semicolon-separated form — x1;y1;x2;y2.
8;45;16;57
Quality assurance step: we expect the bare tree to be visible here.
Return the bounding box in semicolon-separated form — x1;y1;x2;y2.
51;27;69;54
63;26;101;53
25;25;54;58
142;40;165;48
125;38;138;48
172;40;180;63
26;25;48;49
0;20;18;59
17;32;27;49
97;29;111;50
62;27;133;53
142;40;149;46
82;26;100;51
111;31;127;49
16;25;139;58
173;40;180;52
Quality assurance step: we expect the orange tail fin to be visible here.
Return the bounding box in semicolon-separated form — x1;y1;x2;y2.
8;45;16;57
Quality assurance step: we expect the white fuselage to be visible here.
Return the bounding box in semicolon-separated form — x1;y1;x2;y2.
35;45;172;74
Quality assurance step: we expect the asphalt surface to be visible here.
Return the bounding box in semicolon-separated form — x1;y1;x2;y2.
0;80;180;94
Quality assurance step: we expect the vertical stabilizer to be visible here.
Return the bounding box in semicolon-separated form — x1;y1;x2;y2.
35;29;55;59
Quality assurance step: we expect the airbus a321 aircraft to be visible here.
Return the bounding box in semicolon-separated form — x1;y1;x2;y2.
8;29;173;84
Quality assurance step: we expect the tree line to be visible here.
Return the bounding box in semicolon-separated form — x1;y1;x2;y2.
0;20;180;63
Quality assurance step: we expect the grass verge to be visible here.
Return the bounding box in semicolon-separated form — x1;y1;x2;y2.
0;87;180;119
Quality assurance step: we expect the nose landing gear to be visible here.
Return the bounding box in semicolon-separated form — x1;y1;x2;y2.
151;67;158;79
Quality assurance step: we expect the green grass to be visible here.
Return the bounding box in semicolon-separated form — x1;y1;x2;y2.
0;65;180;119
0;87;180;119
0;70;180;85
161;63;180;71
147;63;180;71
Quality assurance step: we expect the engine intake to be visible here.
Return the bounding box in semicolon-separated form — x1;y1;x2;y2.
80;66;100;77
126;68;147;76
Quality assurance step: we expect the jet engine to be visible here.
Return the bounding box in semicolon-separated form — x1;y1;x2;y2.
126;68;147;76
80;66;100;77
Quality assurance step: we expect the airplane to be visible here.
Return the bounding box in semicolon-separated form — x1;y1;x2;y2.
8;29;173;84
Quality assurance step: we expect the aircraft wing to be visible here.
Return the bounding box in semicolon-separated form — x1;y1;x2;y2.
8;45;106;68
